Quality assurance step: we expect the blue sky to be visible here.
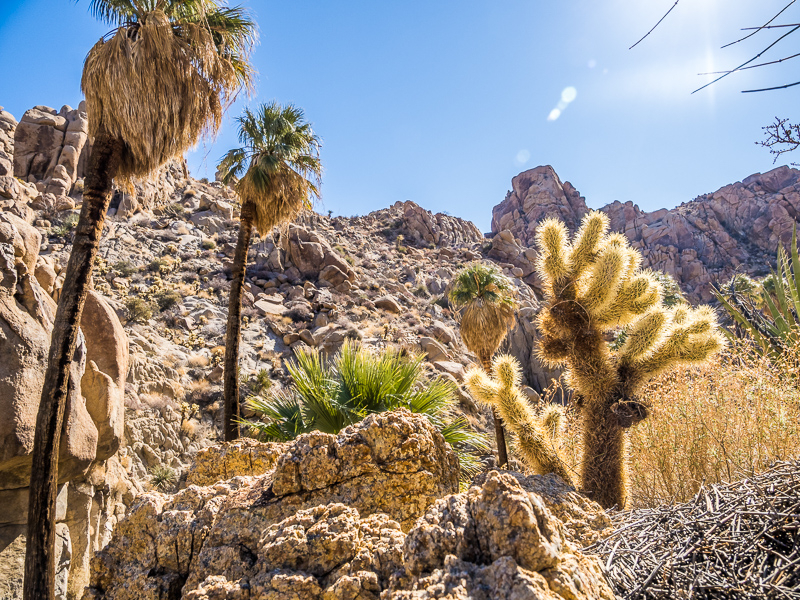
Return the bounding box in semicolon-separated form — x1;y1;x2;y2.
1;1;798;231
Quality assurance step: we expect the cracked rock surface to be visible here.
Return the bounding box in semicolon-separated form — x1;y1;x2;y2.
82;411;611;600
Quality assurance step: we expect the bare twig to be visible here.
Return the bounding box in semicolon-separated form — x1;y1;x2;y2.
629;0;681;50
743;80;800;93
698;52;800;75
721;0;796;49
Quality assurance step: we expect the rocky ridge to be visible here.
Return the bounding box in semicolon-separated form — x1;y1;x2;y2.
83;411;613;600
490;164;800;302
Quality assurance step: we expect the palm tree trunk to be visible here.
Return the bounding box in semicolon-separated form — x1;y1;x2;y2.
223;200;255;441
24;133;123;600
478;350;509;468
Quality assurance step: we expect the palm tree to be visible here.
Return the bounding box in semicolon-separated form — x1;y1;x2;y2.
25;3;255;599
217;102;322;441
449;262;518;467
242;341;488;477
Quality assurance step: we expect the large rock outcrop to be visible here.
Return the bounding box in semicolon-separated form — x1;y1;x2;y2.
491;164;800;302
13;104;89;198
0;207;130;600
83;410;612;600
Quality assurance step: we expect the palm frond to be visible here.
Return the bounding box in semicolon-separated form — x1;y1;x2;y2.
82;0;256;178
241;393;310;441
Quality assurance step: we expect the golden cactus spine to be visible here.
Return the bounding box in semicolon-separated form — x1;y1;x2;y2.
534;211;724;509
465;355;574;486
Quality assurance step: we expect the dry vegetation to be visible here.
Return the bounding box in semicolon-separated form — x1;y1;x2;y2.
550;340;800;508
627;340;800;507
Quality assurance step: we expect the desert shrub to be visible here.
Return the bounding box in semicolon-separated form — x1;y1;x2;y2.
113;260;138;277
201;238;217;250
154;288;182;311
125;296;153;323
242;341;488;477
149;464;177;492
51;212;80;237
413;283;430;298
149;257;170;273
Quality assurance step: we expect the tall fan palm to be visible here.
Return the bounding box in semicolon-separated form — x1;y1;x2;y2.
449;263;518;467
25;2;255;599
217;102;322;440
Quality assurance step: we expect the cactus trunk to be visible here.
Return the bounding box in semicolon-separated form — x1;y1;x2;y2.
581;395;628;509
479;349;509;468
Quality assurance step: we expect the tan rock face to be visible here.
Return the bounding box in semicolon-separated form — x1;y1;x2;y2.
185;438;285;487
82;411;613;600
0;215;128;489
491;164;800;302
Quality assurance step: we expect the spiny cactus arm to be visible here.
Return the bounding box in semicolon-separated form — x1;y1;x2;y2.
616;308;667;363
464;367;500;406
490;356;575;486
593;271;661;329
541;404;565;439
567;211;608;280
578;243;627;315
628;306;724;384
535;218;571;296
536;331;571;368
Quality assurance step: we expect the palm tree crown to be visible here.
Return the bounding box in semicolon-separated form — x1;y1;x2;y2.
82;0;256;178
449;262;518;361
217;102;322;234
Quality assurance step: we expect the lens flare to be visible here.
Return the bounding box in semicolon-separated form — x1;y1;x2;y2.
561;86;577;103
547;108;561;121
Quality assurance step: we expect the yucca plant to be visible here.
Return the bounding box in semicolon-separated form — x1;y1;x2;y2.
26;3;255;598
241;342;488;477
534;211;724;508
449;262;518;467
715;226;800;357
217;102;322;441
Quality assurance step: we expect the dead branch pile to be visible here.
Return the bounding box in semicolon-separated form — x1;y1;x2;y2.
584;461;800;599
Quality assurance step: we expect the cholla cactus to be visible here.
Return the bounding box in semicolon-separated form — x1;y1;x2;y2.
534;211;724;508
466;355;574;486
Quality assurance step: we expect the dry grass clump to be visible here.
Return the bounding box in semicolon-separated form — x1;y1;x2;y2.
626;341;800;507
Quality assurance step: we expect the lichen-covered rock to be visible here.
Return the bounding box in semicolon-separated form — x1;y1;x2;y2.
83;410;460;599
185;438;285;487
389;471;613;600
83;421;611;600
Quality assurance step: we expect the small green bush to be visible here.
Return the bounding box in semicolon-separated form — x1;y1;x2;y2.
154;289;182;311
149;258;169;273
201;239;217;250
413;283;430;298
125;297;153;323
113;260;138;277
242;342;488;478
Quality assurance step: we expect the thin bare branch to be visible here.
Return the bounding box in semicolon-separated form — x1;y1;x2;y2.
698;52;800;75
629;0;680;50
693;23;800;94
721;0;795;49
743;80;800;93
742;23;800;30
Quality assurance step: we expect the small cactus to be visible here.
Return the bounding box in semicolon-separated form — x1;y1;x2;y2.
533;211;724;508
466;355;574;486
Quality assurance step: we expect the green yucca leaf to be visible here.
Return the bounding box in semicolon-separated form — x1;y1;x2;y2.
240;340;485;477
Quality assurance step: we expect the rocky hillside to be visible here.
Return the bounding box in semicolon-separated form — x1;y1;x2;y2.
490;164;800;302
